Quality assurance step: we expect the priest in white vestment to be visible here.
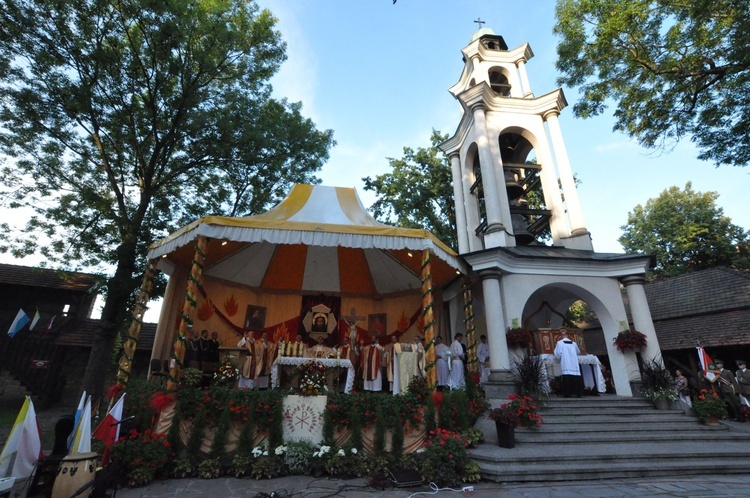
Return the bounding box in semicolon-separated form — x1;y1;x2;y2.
434;336;450;389
477;335;490;385
450;333;465;389
554;329;583;397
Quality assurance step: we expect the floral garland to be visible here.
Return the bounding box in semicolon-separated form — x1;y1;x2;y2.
295;361;328;396
613;329;647;352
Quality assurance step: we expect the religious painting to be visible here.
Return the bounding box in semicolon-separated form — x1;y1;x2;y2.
244;305;267;332
368;313;387;338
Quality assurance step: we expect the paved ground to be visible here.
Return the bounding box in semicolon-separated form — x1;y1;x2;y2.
8;473;750;498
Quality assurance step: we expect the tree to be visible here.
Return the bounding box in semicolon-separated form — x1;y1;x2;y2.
363;130;457;250
554;0;750;167
618;183;749;277
0;0;334;402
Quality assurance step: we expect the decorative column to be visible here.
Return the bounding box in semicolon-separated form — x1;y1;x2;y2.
544;110;591;247
480;270;515;399
462;278;478;374
450;152;470;254
421;249;437;389
115;260;157;389
621;275;661;363
516;59;532;97
167;236;209;390
471;102;509;243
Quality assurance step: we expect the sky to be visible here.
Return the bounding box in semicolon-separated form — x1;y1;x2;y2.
2;1;749;319
255;0;749;254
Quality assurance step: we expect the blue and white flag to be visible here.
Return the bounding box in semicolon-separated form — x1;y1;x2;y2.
7;309;30;338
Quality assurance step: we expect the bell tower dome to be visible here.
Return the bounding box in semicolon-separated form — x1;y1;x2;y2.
440;27;593;253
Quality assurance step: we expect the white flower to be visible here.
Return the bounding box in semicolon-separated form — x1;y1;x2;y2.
337;449;345;457
275;445;287;456
350;448;358;455
262;451;268;456
252;447;263;458
416;448;426;454
319;445;331;455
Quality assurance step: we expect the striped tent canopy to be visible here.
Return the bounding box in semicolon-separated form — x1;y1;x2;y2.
148;184;465;297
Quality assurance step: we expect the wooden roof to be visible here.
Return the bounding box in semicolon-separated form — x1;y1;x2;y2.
0;263;99;292
584;267;750;355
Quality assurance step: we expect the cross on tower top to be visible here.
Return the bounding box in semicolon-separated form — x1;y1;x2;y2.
474;18;486;30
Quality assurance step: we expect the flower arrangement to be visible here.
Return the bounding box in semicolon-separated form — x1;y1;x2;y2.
642;387;679;401
295;361;328;396
416;429;477;487
490;394;543;428
213;357;239;385
692;389;728;422
111;429;173;487
613;329;647;352
506;327;533;347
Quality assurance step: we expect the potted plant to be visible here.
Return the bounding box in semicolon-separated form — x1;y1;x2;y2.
639;357;676;409
488;404;519;449
613;329;648;352
692;389;728;424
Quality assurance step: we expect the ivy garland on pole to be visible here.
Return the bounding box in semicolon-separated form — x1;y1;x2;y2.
421;249;437;389
462;278;478;374
167;236;209;390
115;260;157;392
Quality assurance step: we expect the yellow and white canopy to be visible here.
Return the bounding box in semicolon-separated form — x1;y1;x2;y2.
148;184;465;297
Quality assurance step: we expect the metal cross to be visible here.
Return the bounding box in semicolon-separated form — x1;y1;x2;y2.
474;18;486;29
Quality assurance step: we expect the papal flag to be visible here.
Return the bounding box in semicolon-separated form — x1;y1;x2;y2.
69;396;92;454
29;308;41;331
7;309;30;338
0;396;42;478
67;391;87;450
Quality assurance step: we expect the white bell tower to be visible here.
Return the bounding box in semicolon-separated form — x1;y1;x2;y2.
441;26;661;399
440;27;593;253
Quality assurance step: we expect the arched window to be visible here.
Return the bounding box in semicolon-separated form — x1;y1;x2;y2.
488;68;511;96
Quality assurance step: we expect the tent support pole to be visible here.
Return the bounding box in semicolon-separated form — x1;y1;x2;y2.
421;249;437;389
463;278;478;375
167;236;209;390
115;259;158;391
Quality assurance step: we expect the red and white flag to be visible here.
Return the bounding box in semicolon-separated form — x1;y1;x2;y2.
697;345;714;372
92;394;125;466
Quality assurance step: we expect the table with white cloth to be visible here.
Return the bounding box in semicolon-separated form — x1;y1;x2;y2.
272;356;356;394
392;350;419;395
538;354;607;394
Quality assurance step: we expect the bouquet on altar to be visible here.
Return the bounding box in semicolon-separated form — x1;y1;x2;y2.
214;357;239;385
296;361;328;396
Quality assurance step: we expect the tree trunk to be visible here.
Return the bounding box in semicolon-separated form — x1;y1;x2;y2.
79;234;139;408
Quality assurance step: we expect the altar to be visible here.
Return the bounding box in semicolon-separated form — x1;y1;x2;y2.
271;356;356;394
538;354;606;394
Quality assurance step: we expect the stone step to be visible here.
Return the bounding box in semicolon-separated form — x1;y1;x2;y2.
515;429;746;444
475;395;750;482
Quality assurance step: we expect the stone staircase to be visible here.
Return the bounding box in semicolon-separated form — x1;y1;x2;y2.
471;395;750;482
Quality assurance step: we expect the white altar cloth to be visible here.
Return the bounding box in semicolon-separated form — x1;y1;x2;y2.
538;354;607;394
272;356;355;394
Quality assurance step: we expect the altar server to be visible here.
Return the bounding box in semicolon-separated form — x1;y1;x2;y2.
434;336;450;389
450;333;465;389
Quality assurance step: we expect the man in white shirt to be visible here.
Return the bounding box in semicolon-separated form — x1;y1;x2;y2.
554;329;582;397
